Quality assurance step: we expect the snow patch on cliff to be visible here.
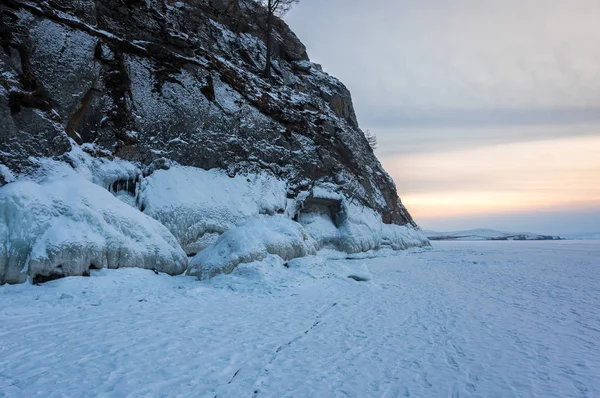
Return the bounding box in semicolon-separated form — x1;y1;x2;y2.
30;144;141;189
0;164;15;184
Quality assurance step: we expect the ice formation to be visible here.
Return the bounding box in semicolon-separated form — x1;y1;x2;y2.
0;153;187;284
0;145;428;284
187;217;317;279
1;0;431;283
139;165;288;255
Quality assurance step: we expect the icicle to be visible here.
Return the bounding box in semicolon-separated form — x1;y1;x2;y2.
21;253;31;275
135;175;141;209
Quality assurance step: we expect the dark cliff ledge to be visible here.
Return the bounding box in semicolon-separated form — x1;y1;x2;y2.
0;0;416;227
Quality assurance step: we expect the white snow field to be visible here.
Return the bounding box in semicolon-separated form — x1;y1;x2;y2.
1;241;599;397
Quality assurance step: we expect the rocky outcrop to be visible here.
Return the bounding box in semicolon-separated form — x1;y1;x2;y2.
0;0;416;226
0;0;430;284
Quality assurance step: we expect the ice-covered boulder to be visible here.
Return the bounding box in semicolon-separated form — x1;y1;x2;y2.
140;166;288;255
187;217;317;280
0;175;187;284
380;224;432;250
337;203;429;254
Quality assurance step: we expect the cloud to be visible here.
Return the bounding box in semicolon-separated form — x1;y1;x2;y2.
363;108;600;129
372;122;600;156
381;135;600;217
287;0;600;130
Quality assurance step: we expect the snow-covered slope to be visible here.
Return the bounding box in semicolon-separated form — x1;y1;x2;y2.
424;228;562;241
1;241;598;396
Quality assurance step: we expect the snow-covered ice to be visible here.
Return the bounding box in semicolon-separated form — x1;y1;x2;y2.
1;241;599;397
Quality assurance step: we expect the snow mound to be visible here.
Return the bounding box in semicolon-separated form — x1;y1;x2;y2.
187;217;317;279
0;175;187;284
295;187;429;253
347;263;373;282
140;166;288;255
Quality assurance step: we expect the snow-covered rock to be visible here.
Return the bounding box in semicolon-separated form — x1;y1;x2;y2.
187;217;317;280
338;203;429;253
140;165;288;255
185;200;428;280
381;223;433;250
0;174;187;285
1;0;419;229
0;143;427;284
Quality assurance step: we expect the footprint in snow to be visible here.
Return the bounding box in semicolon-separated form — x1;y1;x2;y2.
348;274;370;282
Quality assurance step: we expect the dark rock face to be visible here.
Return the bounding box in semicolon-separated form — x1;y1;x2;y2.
0;0;416;226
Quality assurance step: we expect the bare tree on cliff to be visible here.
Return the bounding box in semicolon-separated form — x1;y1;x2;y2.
255;0;299;78
364;129;378;150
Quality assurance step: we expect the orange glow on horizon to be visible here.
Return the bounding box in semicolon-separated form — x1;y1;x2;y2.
382;135;600;220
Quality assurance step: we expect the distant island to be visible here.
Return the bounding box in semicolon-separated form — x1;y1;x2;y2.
562;232;600;241
424;229;562;241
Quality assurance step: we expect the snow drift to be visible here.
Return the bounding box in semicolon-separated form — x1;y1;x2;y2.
0;174;187;285
187;217;317;280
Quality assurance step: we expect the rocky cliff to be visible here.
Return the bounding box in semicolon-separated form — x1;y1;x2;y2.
0;0;427;284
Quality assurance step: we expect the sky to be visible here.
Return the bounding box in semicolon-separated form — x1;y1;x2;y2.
286;0;600;235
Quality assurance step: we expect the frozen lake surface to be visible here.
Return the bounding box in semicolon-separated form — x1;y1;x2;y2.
1;241;599;397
